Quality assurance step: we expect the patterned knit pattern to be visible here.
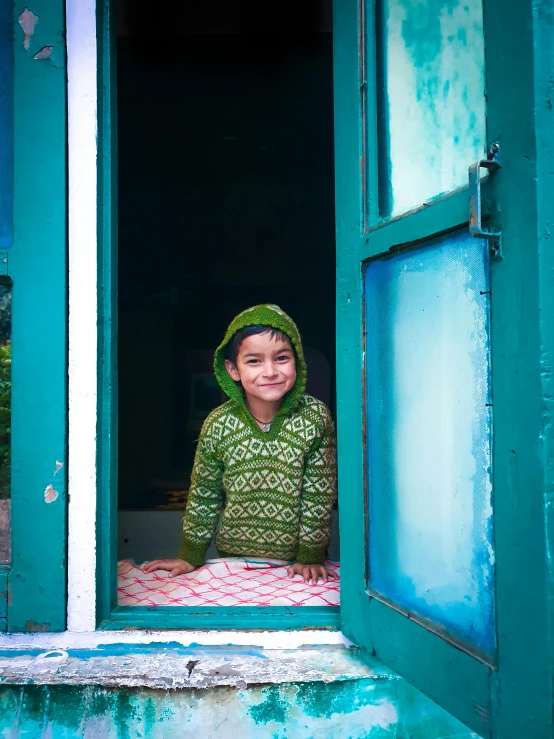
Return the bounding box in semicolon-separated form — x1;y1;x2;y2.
179;304;337;566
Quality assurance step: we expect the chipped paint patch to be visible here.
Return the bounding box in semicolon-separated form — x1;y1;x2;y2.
33;45;53;60
44;484;58;504
19;8;38;51
30;650;69;673
53;460;63;476
248;685;291;725
23;621;50;633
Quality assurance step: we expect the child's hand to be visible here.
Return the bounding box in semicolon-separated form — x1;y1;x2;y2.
142;558;197;578
287;562;338;585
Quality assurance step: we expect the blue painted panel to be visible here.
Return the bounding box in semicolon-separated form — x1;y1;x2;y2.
0;0;13;248
365;230;495;654
374;0;485;217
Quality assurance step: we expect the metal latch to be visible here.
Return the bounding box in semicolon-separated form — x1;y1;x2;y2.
469;143;502;258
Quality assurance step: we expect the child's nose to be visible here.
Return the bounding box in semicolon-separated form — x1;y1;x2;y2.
263;362;278;377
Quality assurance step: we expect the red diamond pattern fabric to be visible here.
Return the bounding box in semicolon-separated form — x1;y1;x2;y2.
118;558;340;607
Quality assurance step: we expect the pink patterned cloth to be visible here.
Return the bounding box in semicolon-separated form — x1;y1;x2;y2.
118;558;340;607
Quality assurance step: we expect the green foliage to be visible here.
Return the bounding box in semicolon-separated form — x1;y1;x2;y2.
0;286;11;345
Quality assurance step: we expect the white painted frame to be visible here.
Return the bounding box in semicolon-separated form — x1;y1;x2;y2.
66;0;98;633
61;0;346;646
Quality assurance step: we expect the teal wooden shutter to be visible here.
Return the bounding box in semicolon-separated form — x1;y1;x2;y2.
8;0;67;632
334;0;554;735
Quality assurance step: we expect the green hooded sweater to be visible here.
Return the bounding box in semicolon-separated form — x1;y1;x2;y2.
178;304;337;566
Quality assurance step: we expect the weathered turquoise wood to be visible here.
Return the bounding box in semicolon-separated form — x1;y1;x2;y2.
485;0;554;735
333;0;370;655
360;188;472;259
97;0;119;625
8;0;67;632
335;0;553;735
533;2;554;733
100;605;340;631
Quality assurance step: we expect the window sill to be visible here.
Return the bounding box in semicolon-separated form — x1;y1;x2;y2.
0;643;395;689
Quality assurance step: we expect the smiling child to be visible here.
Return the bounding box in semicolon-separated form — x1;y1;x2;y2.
144;304;337;584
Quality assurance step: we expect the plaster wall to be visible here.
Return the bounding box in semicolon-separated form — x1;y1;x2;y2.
0;640;481;737
0;679;480;738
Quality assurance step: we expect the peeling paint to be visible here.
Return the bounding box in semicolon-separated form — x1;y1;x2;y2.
0;681;481;738
44;484;58;504
30;651;69;674
33;45;53;60
53;460;63;476
0;646;392;690
23;621;51;633
185;659;199;677
248;685;290;725
19;8;38;51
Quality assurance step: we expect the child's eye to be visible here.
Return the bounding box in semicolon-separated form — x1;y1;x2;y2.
276;355;290;362
246;359;260;364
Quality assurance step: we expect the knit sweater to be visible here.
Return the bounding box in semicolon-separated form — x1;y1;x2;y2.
179;304;337;566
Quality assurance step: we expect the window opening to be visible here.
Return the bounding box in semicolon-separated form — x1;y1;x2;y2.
116;0;338;608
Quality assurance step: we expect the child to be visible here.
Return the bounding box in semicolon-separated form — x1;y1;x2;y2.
144;304;338;584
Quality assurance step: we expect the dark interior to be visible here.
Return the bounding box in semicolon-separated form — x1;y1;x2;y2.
116;0;336;519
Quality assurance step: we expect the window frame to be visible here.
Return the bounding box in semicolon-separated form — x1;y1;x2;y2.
94;0;340;632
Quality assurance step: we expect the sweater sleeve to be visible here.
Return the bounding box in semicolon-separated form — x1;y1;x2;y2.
296;403;338;565
178;421;224;566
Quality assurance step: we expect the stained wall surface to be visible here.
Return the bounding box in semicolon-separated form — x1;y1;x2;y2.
0;678;481;738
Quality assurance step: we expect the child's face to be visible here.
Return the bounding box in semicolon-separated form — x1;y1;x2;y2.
224;331;296;406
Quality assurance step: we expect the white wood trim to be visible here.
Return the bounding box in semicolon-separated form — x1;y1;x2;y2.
66;0;98;632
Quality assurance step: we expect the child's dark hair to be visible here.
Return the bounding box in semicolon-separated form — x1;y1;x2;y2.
225;325;293;365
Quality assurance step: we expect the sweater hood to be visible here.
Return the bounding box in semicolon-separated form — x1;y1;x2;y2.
214;304;307;414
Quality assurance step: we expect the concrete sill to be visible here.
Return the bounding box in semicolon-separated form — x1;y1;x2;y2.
0;643;396;690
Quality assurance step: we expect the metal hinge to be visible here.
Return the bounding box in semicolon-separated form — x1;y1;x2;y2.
469;143;502;258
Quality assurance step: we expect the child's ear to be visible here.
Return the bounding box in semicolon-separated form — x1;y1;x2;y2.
224;359;241;382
